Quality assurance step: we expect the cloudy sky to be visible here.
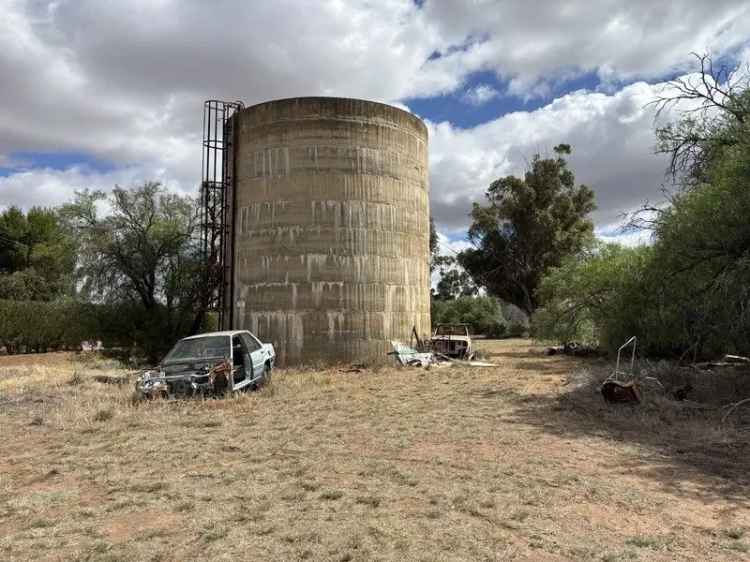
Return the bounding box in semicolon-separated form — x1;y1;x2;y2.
2;0;750;246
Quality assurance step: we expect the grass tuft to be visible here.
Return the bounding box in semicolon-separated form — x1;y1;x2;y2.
319;490;344;501
93;408;114;422
354;496;381;508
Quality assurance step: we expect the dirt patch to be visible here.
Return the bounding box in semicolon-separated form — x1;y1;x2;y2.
0;351;77;368
104;509;179;544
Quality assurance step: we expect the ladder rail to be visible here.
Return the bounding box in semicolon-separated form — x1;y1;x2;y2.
200;99;244;329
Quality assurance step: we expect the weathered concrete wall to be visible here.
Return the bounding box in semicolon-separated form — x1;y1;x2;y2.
231;97;430;365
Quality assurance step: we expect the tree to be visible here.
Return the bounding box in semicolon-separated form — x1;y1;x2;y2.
0;269;59;301
651;52;750;185
532;243;653;350
0;206;76;299
61;182;206;356
432;257;478;300
429;215;439;271
534;55;750;359
0;207;29;273
459;144;596;315
646;142;750;356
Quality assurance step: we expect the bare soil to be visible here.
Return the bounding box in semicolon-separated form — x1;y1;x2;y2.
0;340;748;561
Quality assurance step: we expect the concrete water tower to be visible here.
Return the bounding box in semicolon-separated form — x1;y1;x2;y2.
203;97;430;365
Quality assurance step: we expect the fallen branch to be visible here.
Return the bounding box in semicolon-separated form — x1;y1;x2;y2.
721;397;750;424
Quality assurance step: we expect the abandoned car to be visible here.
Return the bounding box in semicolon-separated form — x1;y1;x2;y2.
135;330;275;399
430;323;474;360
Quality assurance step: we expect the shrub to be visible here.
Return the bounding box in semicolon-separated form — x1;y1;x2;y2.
531;244;651;350
431;296;507;337
0;299;99;353
0;299;202;359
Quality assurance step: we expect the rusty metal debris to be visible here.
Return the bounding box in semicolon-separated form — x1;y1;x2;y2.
430;323;474;360
388;340;496;368
389;341;436;367
136;358;234;400
601;380;641;403
601;336;640;404
544;342;600;357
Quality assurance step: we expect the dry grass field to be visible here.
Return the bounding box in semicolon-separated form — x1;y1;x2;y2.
1;340;749;561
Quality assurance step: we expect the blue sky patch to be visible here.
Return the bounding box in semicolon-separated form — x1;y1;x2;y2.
405;69;604;128
0;151;117;177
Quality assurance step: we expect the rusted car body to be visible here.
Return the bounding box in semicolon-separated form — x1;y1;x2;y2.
430;323;474;360
135;330;275;399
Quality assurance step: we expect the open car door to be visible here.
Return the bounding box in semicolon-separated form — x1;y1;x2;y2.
240;332;266;386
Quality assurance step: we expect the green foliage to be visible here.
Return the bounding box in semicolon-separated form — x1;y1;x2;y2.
459;144;595;314
434;269;478;300
61;182;205;359
0;270;59;301
646;144;750;357
535;141;750;357
534;58;750;360
0;300;99;354
653;53;750;184
432;256;478;300
0;206;76;298
429;216;439;271
0;299;217;357
431;296;507;338
532;243;652;350
61;182;199;309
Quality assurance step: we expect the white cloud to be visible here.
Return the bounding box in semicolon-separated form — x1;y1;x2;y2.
461;84;500;106
0;0;749;240
427;80;684;235
0;164;193;211
420;1;750;99
597;228;654;247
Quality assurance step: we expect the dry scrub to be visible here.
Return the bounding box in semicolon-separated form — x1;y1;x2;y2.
1;341;749;561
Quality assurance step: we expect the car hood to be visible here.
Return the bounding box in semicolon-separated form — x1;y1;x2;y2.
161;359;224;376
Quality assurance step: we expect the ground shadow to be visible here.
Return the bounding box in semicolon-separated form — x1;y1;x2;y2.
488;353;750;507
482;349;541;360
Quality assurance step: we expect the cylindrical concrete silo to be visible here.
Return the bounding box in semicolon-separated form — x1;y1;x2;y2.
230;97;430;365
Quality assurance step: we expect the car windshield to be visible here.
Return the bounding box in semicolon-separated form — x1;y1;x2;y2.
435;325;469;336
163;336;229;364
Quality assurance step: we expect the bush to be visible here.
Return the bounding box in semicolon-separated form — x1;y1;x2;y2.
0;270;60;301
533;173;750;359
0;299;99;353
506;322;528;338
0;299;203;359
431;296;507;337
531;244;651;350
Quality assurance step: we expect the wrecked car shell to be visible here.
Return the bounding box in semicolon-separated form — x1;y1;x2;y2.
430;323;474;360
135;330;275;400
